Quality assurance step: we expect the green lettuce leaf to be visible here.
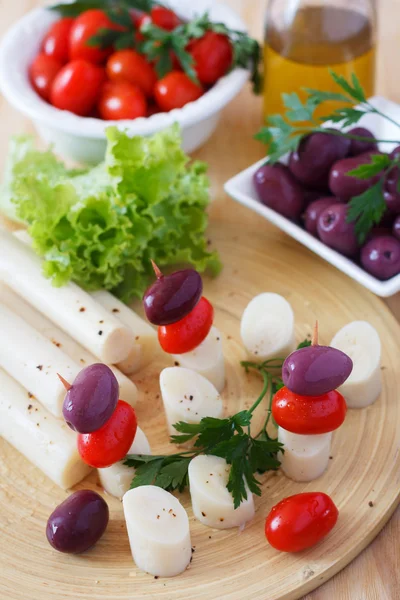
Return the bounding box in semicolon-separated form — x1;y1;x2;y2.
0;125;221;302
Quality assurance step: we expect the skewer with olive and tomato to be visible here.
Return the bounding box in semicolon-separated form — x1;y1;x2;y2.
272;323;353;482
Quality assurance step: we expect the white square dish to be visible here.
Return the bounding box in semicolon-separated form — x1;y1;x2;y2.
224;96;400;297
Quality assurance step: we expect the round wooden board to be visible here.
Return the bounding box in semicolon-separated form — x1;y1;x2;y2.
0;221;399;600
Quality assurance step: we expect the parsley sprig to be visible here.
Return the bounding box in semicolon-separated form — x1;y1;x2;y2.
51;0;156;17
256;71;400;243
124;340;310;509
139;14;261;91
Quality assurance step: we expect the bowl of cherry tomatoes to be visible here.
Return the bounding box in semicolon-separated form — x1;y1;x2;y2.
0;0;250;163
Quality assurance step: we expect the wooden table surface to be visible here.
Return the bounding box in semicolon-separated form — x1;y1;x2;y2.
0;1;398;599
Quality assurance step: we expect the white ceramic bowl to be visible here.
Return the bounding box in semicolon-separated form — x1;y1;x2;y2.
0;0;249;164
225;96;400;298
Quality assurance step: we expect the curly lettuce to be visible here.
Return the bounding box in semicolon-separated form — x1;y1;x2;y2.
0;125;221;302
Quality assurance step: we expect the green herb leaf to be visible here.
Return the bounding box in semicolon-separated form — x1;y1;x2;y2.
347;179;387;244
318;107;366;127
282;93;316;123
114;32;136;50
155;459;190;492
347;153;391;179
50;0;155;16
296;339;312;349
303;88;352;105
104;7;132;28
129;457;164;488
329;70;366;104
87;27;123;49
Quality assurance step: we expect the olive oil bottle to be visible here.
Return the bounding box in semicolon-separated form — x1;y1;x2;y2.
263;1;376;119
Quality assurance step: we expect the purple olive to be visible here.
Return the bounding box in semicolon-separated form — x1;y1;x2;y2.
62;364;118;433
317;203;360;257
361;235;400;279
289;132;351;189
303;197;338;236
347;127;377;156
143;268;202;326
253;163;305;219
329;152;383;201
46;490;109;554
390;145;400;160
393;216;400;240
384;167;400;214
282;345;353;396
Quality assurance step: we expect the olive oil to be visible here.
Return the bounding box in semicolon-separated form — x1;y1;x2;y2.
263;6;376;119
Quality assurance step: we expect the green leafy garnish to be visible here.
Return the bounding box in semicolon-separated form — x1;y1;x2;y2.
138;12;261;91
51;0;156;17
255;70;400;243
0;126;221;302
346;180;387;244
125;339;309;508
346;153;391;180
296;338;312;349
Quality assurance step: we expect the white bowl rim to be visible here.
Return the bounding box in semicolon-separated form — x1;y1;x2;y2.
0;0;249;138
224;95;400;298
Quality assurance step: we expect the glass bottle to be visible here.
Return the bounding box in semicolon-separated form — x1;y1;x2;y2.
263;0;377;118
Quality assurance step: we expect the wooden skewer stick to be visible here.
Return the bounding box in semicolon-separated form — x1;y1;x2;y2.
151;259;163;279
312;321;319;346
57;373;72;391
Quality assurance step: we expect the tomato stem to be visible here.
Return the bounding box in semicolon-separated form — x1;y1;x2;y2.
151;259;163;279
312;321;319;346
57;373;72;391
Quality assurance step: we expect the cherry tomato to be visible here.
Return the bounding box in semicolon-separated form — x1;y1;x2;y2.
272;386;347;435
150;6;181;30
188;31;233;85
158;297;214;354
265;492;339;552
50;59;105;116
98;81;147;120
77;400;137;468
106;50;156;97
29;53;63;101
154;71;203;111
42;17;75;64
69;9;124;64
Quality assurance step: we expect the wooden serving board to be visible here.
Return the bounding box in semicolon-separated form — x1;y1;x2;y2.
0;221;399;600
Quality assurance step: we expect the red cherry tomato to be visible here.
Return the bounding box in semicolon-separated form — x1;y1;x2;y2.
188;31;233;85
154;71;203;111
42;17;75;63
272;386;347;435
98;81;147;120
29;54;63;101
150;6;181;30
50;59;105;116
106;50;156;97
77;400;137;468
265;492;339;552
158;297;214;354
69;9;124;64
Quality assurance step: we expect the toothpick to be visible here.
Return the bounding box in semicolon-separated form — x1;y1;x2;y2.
57;373;72;391
151;259;163;279
312;321;319;346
